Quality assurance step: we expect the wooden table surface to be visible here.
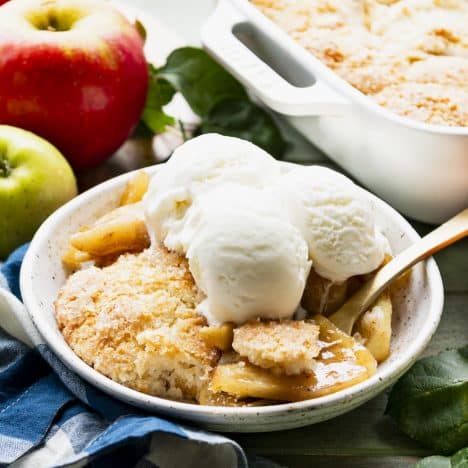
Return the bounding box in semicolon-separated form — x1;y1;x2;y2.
84;2;468;466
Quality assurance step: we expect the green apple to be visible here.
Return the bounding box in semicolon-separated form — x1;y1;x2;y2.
0;125;77;259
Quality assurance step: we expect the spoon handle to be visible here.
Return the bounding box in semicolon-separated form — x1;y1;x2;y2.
363;208;468;312
329;208;468;334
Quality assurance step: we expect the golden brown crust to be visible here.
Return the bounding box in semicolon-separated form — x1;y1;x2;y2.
252;0;468;127
55;247;219;402
373;82;468;127
232;320;320;375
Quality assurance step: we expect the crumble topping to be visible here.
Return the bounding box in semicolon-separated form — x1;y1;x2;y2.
252;0;468;126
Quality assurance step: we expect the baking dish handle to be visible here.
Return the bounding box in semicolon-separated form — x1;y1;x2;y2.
201;0;348;116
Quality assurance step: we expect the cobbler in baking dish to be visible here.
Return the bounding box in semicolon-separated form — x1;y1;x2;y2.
56;135;403;406
252;0;468;127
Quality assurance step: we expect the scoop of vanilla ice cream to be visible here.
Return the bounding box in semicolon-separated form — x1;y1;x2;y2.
185;185;311;325
144;134;280;253
278;166;386;283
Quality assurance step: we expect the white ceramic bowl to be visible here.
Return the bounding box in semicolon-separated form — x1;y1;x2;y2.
20;163;444;432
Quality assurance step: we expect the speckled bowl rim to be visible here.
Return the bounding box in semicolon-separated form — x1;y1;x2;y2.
20;163;444;420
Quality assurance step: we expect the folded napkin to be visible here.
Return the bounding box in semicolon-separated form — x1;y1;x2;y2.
0;245;273;468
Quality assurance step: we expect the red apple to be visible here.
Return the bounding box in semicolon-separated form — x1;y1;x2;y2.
0;0;148;170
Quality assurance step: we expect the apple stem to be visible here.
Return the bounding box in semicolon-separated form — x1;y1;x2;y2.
0;157;11;178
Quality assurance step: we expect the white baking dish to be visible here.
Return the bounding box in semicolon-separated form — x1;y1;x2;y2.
201;0;468;224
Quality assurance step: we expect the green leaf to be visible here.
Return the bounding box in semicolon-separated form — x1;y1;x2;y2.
200;99;288;158
415;456;451;468
415;447;468;468
148;63;177;106
140;64;176;133
141;107;175;134
157;47;248;117
138;49;287;157
386;346;468;454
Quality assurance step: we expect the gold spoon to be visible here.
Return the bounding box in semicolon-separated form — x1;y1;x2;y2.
329;208;468;335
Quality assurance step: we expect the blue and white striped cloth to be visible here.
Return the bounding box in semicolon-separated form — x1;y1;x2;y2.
0;245;276;468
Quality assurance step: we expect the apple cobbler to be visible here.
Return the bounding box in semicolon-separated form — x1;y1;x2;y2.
56;170;400;406
251;0;468;127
